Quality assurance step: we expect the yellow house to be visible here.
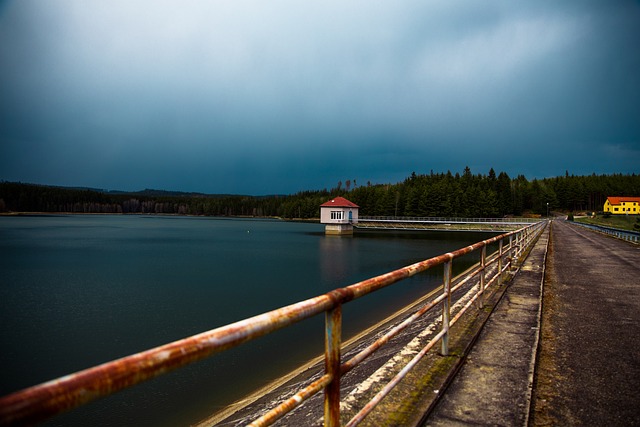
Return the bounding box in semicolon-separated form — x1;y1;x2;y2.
604;196;640;214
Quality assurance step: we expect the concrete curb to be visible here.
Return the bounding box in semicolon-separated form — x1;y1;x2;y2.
421;223;549;426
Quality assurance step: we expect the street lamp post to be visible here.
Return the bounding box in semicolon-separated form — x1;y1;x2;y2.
547;202;550;218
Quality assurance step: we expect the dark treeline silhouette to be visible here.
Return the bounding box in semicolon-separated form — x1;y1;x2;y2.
1;168;639;218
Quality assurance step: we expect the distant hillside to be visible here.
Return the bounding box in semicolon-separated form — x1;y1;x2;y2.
107;188;228;198
0;181;287;216
107;187;284;199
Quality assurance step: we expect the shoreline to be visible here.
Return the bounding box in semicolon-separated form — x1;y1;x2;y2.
194;285;444;426
0;211;320;222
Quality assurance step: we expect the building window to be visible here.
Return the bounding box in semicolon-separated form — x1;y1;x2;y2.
331;211;343;220
614;208;619;211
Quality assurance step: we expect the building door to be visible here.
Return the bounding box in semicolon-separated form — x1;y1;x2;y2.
348;210;352;222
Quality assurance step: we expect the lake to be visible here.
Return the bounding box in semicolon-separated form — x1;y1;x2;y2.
0;215;497;426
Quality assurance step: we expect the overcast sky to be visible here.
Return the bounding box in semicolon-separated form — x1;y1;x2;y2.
1;1;639;195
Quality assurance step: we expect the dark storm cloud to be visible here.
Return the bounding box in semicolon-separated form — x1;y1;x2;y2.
1;1;638;194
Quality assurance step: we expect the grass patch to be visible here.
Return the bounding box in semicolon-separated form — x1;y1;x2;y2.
575;214;639;232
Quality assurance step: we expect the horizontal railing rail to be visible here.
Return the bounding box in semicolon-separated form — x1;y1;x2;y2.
358;216;540;224
0;221;547;427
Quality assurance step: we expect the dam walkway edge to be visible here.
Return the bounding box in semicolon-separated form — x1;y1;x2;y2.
0;223;544;427
425;219;640;426
207;224;549;427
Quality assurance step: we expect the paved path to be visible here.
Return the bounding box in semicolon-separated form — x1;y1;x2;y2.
424;219;640;426
531;220;640;426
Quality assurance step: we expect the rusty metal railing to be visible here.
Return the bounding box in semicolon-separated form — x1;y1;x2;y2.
0;221;546;426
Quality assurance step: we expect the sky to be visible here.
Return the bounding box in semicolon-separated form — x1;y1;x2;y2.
1;1;639;195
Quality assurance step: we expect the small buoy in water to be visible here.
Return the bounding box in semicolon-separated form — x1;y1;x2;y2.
247;230;250;233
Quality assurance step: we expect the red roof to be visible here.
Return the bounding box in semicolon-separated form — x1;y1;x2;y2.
606;196;640;205
320;197;359;208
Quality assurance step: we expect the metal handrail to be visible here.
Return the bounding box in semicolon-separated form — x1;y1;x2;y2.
571;220;640;244
0;221;546;426
358;216;540;224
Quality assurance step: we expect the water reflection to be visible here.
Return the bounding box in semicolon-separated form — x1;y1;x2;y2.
319;234;358;288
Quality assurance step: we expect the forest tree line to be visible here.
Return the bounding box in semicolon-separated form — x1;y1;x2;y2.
1;168;639;219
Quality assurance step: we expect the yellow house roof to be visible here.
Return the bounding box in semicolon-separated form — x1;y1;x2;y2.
606;196;640;205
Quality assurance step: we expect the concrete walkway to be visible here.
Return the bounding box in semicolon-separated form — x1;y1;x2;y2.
530;220;640;426
424;219;549;426
424;219;640;426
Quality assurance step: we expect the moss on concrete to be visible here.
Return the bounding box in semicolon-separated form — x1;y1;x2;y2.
360;279;512;427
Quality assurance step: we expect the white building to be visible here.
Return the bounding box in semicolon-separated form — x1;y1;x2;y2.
320;197;359;235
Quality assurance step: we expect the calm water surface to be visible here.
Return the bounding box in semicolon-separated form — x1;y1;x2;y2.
0;215;496;426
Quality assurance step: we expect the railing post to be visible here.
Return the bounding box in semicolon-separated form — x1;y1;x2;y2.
324;305;342;427
441;259;452;356
509;234;515;269
478;245;486;309
498;239;503;286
